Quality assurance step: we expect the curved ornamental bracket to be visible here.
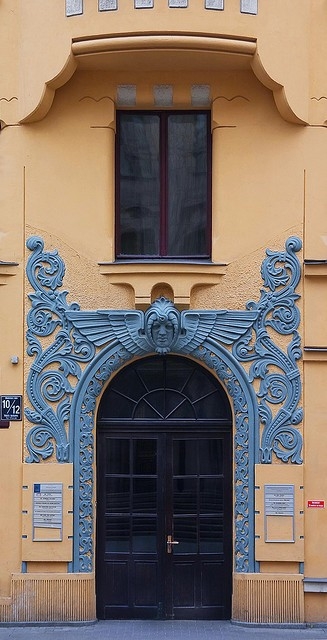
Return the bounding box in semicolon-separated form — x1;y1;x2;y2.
25;235;303;573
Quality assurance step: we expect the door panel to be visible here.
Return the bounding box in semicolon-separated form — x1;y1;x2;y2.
96;431;231;619
166;435;231;619
97;435;161;618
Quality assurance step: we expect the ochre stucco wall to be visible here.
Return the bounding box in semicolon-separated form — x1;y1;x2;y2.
0;0;327;624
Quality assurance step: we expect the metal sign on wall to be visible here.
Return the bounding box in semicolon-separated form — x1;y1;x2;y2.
0;395;22;421
307;500;325;508
33;483;63;542
264;484;295;543
265;484;295;516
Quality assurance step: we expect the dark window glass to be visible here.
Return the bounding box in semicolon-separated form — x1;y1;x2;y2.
118;114;160;256
174;517;198;553
173;439;198;475
167;114;208;256
106;477;130;513
132;478;157;513
199;478;223;514
116;111;211;259
173;478;197;514
106;438;130;474
133;439;157;475
132;517;157;553
199;439;223;475
199;517;224;553
98;356;232;423
105;516;129;552
101;391;136;419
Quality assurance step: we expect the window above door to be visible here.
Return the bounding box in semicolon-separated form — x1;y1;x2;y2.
115;110;212;260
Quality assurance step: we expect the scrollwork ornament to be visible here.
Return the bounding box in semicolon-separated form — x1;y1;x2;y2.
25;237;96;462
234;236;303;463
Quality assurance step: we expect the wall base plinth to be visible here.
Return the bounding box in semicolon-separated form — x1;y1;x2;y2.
232;573;304;624
0;574;96;623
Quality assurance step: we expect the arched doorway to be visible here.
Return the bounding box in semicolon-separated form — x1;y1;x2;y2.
96;355;233;620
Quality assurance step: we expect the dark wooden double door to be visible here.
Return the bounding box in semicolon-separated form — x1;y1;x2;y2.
96;428;232;620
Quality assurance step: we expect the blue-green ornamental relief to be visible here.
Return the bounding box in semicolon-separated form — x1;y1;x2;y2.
25;236;303;573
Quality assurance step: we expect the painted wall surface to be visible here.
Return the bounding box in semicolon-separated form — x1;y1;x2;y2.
0;0;326;624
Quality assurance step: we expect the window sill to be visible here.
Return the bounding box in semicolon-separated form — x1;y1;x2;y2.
98;260;227;307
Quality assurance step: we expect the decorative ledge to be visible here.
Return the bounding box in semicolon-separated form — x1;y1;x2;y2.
304;261;327;277
303;347;327;361
0;261;19;285
98;261;227;307
303;578;327;593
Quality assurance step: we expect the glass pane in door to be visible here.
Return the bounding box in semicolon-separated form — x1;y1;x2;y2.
172;438;225;556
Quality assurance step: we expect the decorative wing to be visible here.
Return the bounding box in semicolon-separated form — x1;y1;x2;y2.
66;309;148;354
178;309;258;353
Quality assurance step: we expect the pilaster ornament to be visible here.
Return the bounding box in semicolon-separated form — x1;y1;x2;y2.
25;235;303;574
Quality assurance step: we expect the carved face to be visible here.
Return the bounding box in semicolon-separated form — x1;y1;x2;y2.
151;318;175;352
145;297;180;354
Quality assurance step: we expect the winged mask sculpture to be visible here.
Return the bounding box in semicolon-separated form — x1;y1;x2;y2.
66;297;258;356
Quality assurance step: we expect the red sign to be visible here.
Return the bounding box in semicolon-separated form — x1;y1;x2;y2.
307;500;325;508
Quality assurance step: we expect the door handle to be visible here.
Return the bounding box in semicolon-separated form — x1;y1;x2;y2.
167;535;179;554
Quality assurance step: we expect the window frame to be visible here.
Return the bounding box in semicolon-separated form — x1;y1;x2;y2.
115;109;212;261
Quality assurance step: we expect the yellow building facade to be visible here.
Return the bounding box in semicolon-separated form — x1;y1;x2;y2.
1;0;327;625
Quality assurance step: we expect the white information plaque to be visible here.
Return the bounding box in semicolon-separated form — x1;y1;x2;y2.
264;484;295;543
33;483;63;541
265;484;294;516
